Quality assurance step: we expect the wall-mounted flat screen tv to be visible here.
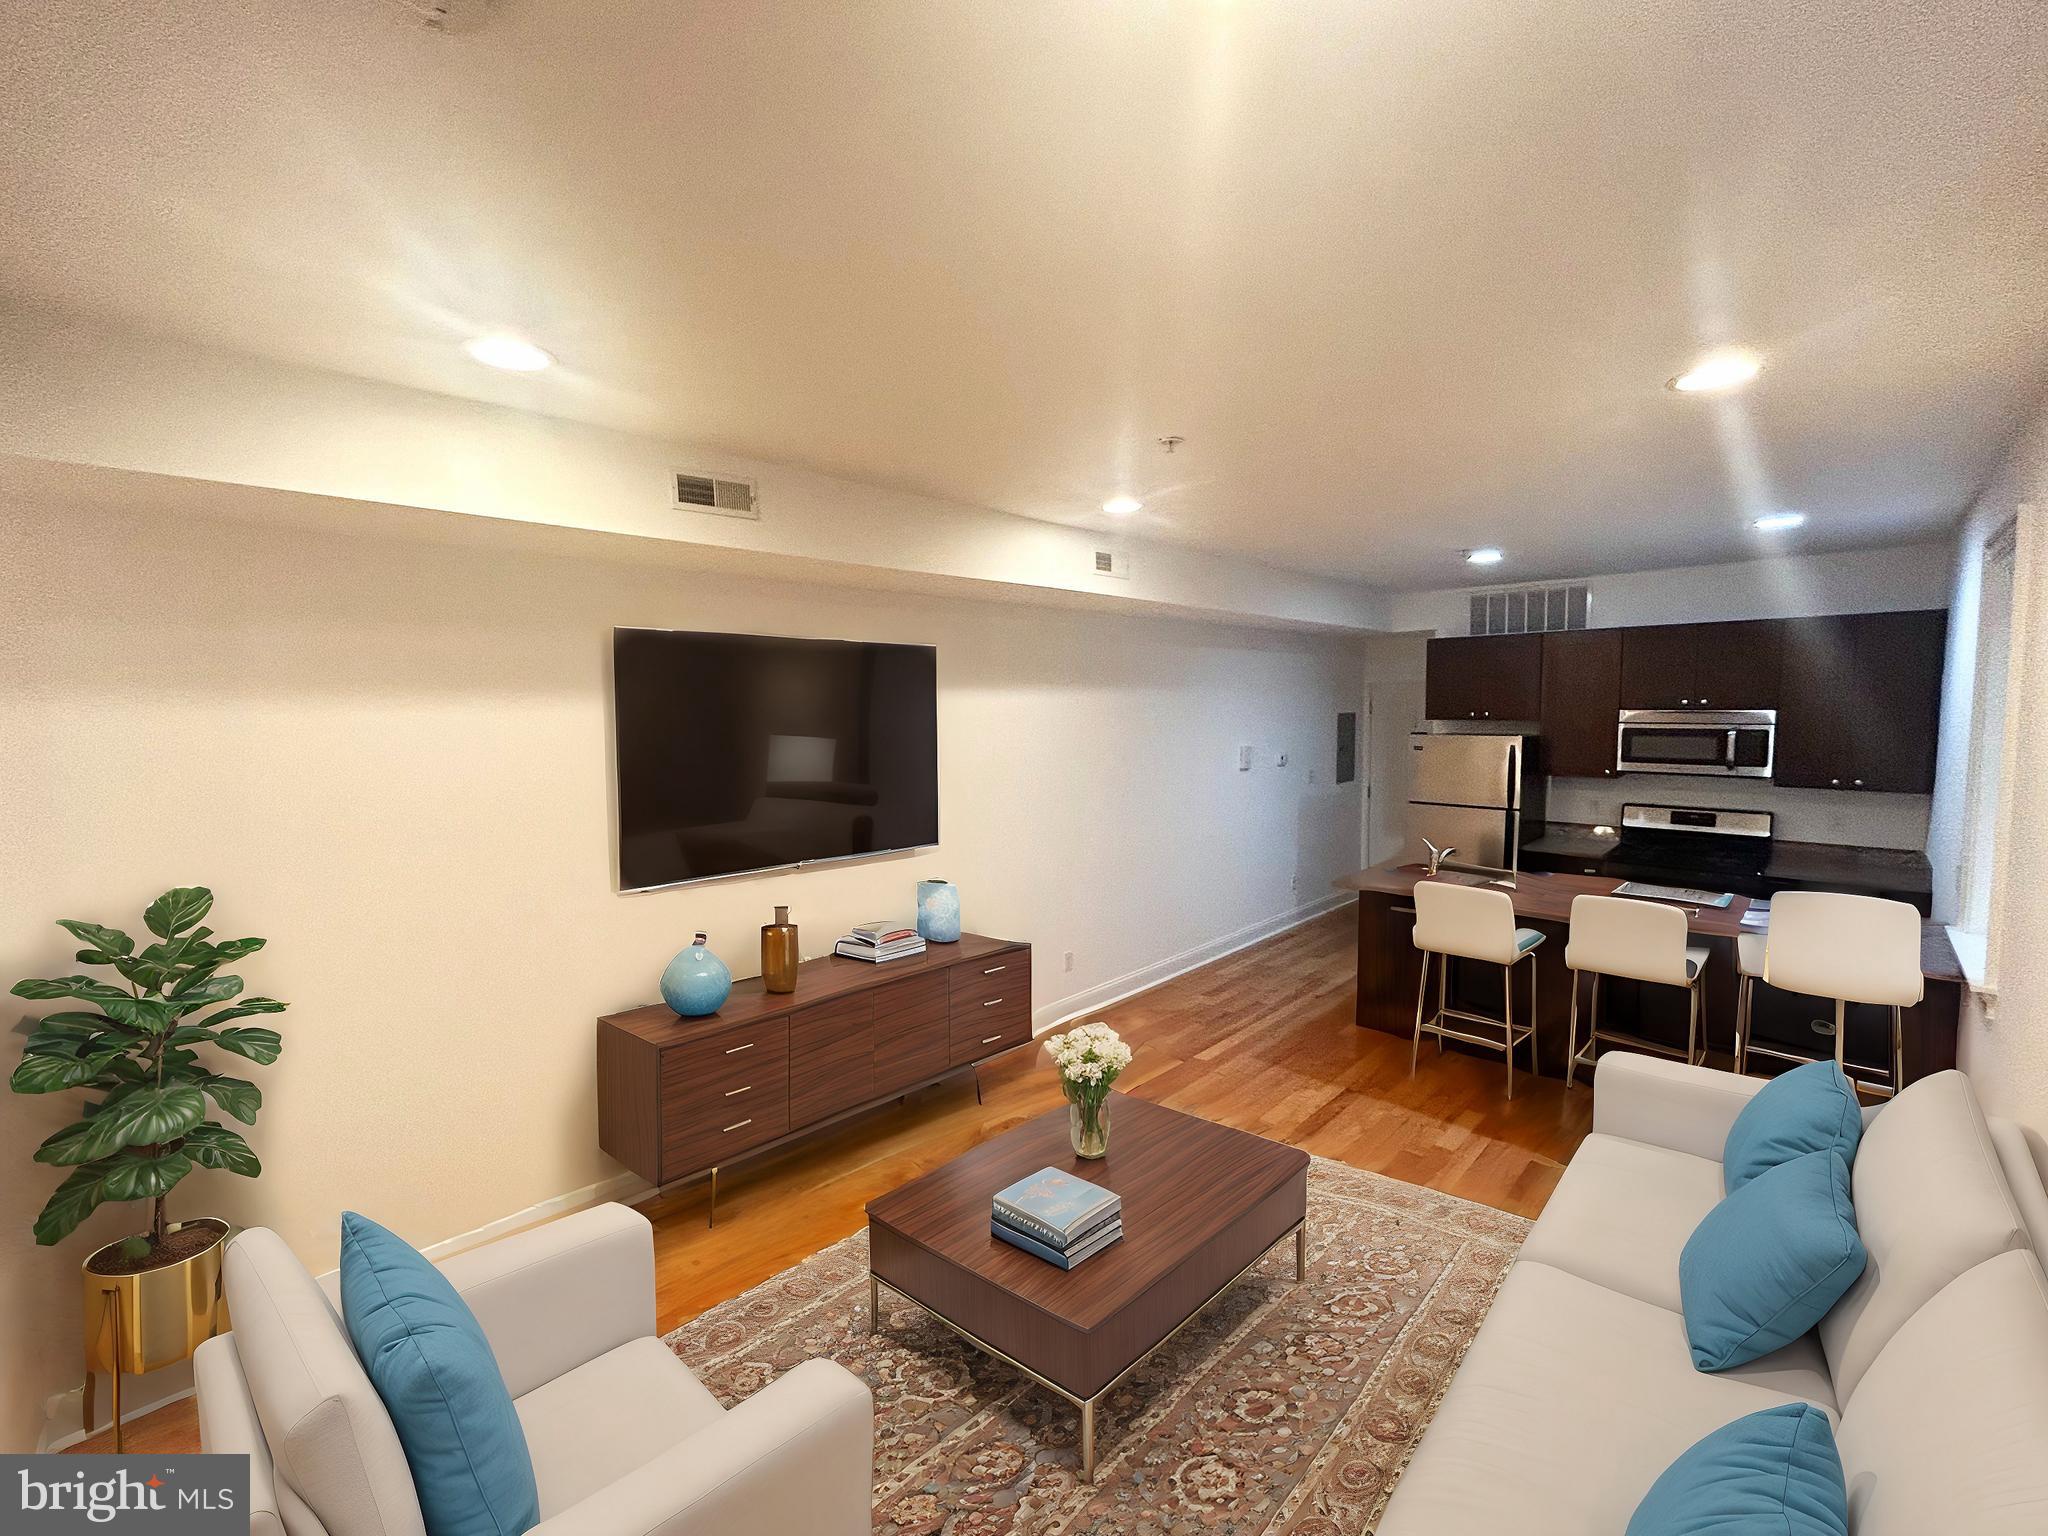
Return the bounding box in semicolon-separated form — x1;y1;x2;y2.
613;628;938;891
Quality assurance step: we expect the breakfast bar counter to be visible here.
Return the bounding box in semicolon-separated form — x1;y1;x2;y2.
1336;860;1962;1087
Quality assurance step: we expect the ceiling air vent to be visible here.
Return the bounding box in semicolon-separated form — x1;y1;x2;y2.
672;472;759;519
1468;583;1591;636
1092;548;1130;580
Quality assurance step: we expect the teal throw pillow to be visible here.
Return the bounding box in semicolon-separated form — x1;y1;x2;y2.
1679;1150;1865;1371
340;1212;540;1536
1627;1403;1848;1535
1723;1060;1862;1193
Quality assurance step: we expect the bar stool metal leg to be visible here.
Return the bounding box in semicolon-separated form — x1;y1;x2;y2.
1502;961;1515;1100
1734;974;1750;1076
1528;953;1539;1081
1411;950;1433;1074
1565;970;1581;1087
1891;1004;1905;1098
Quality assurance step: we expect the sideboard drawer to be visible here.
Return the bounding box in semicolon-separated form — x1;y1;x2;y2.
661;1090;789;1181
661;1016;790;1103
951;988;1030;1063
951;950;1029;1007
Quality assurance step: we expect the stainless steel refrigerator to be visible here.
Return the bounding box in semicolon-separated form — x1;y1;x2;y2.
1401;733;1545;876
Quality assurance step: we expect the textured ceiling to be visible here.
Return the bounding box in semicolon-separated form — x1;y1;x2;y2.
1;0;2042;588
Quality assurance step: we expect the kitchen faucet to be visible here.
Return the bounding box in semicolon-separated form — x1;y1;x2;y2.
1422;838;1455;877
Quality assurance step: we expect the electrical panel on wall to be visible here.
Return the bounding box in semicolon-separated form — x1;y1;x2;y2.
1092;548;1131;580
672;471;760;520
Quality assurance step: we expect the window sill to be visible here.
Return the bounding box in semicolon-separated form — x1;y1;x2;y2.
1945;926;1996;1004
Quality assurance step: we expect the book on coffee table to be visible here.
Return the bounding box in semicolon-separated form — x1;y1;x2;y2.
992;1167;1121;1249
992;1215;1124;1269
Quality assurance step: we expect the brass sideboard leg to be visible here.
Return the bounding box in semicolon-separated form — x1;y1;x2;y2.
1295;1222;1307;1282
869;1274;880;1333
707;1166;718;1229
1080;1396;1095;1482
973;1065;983;1106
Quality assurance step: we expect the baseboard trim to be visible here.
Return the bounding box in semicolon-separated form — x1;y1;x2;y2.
1032;892;1351;1034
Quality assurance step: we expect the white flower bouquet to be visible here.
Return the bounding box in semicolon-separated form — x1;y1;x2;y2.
1047;1021;1131;1158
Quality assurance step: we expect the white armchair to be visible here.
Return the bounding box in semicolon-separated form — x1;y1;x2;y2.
193;1203;873;1536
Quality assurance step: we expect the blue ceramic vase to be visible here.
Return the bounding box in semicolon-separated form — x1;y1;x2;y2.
916;879;961;943
660;932;732;1016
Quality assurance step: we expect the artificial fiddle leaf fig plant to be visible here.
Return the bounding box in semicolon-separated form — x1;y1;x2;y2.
10;886;285;1260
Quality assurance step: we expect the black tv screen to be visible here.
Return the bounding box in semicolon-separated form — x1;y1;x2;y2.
612;628;938;891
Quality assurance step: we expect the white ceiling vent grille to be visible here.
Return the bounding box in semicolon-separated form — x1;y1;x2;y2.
672;472;759;519
1468;583;1590;635
1092;548;1130;580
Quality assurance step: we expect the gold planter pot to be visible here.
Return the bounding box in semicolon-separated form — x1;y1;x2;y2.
82;1217;230;1449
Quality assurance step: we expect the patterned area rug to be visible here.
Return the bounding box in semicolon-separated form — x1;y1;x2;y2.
664;1157;1529;1534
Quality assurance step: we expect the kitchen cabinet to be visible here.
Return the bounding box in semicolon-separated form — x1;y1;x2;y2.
1540;629;1623;777
1774;610;1947;793
1424;635;1543;722
1619;620;1782;710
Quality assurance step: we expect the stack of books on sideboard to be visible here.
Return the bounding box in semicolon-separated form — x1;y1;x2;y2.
834;919;926;963
991;1167;1124;1269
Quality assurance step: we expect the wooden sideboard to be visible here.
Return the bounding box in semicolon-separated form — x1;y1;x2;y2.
598;932;1032;1215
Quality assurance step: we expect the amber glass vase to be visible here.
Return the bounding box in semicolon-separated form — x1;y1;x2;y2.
761;905;799;993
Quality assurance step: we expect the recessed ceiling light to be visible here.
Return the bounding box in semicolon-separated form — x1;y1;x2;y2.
1464;547;1505;566
464;334;554;372
1752;511;1808;532
1668;349;1761;394
1102;495;1142;515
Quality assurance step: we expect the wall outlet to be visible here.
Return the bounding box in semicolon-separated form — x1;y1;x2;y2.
1063;950;1075;972
1237;745;1253;771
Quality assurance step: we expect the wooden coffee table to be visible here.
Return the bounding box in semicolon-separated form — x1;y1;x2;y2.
865;1094;1309;1479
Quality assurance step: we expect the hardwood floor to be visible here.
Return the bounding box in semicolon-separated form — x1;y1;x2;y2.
69;903;1592;1454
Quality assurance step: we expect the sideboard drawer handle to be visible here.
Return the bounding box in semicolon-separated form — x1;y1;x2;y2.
981;1034;1003;1045
722;1118;753;1133
983;964;1006;974
723;1084;752;1097
723;1042;755;1055
982;997;1003;1008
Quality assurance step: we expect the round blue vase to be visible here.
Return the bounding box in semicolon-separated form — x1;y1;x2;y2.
916;879;962;943
660;932;732;1017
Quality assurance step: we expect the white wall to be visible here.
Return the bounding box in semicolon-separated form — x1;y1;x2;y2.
1385;541;1954;637
1928;396;2048;1131
0;488;1363;1449
0;309;1384;635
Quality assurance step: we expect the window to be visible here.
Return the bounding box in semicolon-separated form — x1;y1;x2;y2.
1949;508;2034;997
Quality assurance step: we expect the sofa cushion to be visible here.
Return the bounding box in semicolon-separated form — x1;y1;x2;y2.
221;1228;428;1536
1722;1061;1862;1193
1818;1070;2029;1402
340;1214;540;1536
1375;1260;1833;1536
1835;1250;2048;1535
513;1336;725;1518
1680;1150;1864;1371
1518;1133;1724;1313
1626;1403;1848;1536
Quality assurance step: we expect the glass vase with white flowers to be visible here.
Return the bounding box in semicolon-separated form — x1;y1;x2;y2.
1046;1022;1132;1159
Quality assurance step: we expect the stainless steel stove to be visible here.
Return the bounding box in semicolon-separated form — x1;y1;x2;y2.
1604;804;1774;896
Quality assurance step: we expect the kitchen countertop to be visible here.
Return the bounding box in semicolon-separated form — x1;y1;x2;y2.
1337;858;1964;982
1526;822;1933;897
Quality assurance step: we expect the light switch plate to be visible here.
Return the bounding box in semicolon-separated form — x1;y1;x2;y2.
1237;745;1253;771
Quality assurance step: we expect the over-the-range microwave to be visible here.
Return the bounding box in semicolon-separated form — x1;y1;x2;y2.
1616;709;1776;778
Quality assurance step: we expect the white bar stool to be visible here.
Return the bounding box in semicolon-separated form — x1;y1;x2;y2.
1754;891;1922;1097
1733;931;1766;1075
1410;881;1546;1099
1564;895;1710;1086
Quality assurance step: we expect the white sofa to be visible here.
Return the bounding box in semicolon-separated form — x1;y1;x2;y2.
193;1203;873;1536
1379;1054;2048;1535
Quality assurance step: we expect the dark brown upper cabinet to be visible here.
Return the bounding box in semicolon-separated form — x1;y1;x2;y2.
1424;635;1543;722
1619;620;1783;710
1540;629;1623;778
1775;610;1947;793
